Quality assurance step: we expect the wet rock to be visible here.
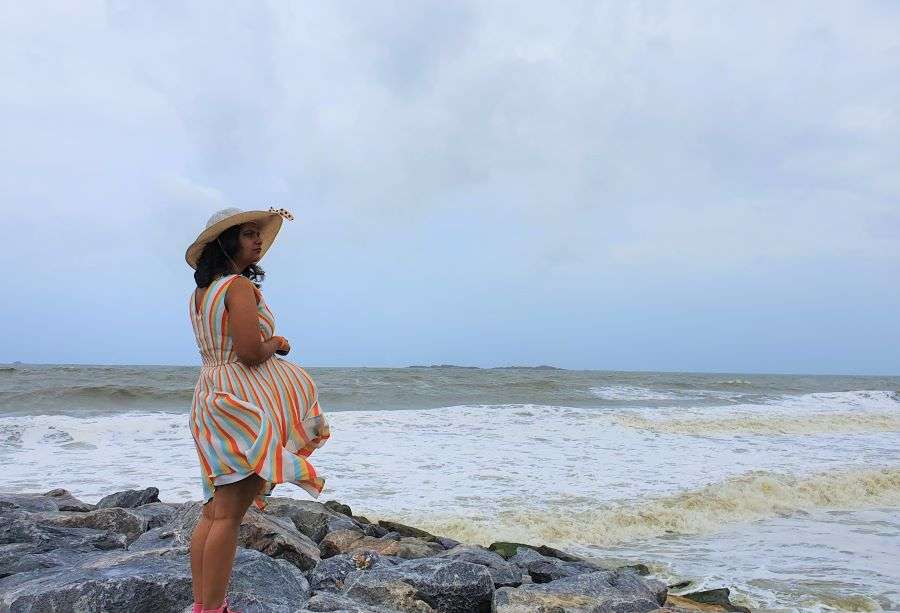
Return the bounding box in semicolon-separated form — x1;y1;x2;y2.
40;506;150;546
432;545;521;587
0;489;95;514
96;486;160;509
508;547;606;584
308;550;394;592
377;520;439;543
0;508;127;553
130;501;179;530
682;588;750;613
42;488;95;512
488;541;583;562
660;594;736;612
435;537;460;550
239;508;321;571
321;530;402;558
266;497;363;543
325;500;354;517
343;558;494;613
0;545;309;613
493;569;667;613
301;591;396;612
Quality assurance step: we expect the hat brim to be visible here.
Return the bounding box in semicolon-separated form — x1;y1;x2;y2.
185;211;284;270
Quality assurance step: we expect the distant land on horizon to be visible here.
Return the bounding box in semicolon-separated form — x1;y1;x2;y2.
406;364;564;370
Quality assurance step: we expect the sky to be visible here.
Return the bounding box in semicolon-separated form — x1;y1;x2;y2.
1;1;899;374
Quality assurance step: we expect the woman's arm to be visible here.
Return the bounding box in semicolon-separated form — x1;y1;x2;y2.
224;276;280;367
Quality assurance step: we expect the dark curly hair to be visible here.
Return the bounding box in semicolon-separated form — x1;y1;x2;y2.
193;224;265;288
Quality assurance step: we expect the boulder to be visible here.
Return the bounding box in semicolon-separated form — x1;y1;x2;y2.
0;508;127;553
493;569;667;613
0;489;94;514
0;545;309;612
324;500;354;517
308;550;396;592
96;487;160;509
343;558;494;613
376;520;439;543
320;530;402;559
681;588;750;613
130;501;180;530
301;591;397;612
265;498;363;543
508;547;605;584
432;545;521;587
488;541;583;562
237;509;321;571
40;507;150;546
42;488;96;512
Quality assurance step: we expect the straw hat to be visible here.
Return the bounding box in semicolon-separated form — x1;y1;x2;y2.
185;206;294;269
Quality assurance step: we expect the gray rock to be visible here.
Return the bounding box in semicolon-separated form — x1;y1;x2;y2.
493;569;667;613
380;531;402;541
0;489;94;514
325;500;354;517
488;541;583;562
302;591;395;612
376;520;439;543
508;547;605;584
321;530;402;559
96;486;160;509
308;550;389;592
344;558;494;613
433;545;521;587
396;537;444;560
130;501;179;530
42;488;96;512
0;545;309;613
238;508;321;571
682;588;750;613
266;498;363;543
39;506;150;546
0;508;127;553
435;537;460;550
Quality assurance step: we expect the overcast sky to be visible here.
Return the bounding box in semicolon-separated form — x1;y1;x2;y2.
2;1;898;373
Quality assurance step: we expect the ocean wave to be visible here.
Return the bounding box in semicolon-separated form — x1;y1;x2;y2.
614;411;900;435
588;386;679;401
0;384;194;408
394;467;900;548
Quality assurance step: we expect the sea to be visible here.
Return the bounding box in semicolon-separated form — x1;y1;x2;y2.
1;363;898;612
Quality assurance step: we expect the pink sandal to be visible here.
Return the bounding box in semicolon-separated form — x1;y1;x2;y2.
200;597;241;613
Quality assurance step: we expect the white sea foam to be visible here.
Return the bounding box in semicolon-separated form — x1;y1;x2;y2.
615;411;900;435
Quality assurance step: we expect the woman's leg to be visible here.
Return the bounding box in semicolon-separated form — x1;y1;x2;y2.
200;474;266;609
190;501;216;605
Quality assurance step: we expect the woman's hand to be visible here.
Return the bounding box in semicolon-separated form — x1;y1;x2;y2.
271;335;291;356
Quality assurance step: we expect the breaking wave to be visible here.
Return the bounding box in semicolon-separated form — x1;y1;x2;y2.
396;467;900;548
614;411;900;435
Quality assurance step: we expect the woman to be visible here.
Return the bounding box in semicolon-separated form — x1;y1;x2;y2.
184;207;331;613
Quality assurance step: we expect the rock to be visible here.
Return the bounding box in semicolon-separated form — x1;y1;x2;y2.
0;489;94;514
325;500;354;517
668;580;693;591
621;563;651;576
435;537;460;550
130;501;179;530
42;488;95;512
661;594;737;612
238;508;321;571
0;545;309;612
302;591;395;612
380;531;402;541
96;486;160;509
354;515;372;524
0;508;128;553
308;550;393;592
343;558;494;613
320;530;402;559
266;497;363;543
376;520;439;543
396;537;444;559
493;569;667;613
432;545;521;587
488;541;583;562
508;547;605;584
681;588;750;613
39;507;150;546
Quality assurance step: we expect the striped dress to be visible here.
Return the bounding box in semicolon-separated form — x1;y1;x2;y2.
188;273;330;511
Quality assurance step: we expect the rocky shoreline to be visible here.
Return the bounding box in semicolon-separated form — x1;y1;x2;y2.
0;487;751;612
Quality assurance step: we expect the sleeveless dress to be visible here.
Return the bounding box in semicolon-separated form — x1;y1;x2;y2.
188;273;330;511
